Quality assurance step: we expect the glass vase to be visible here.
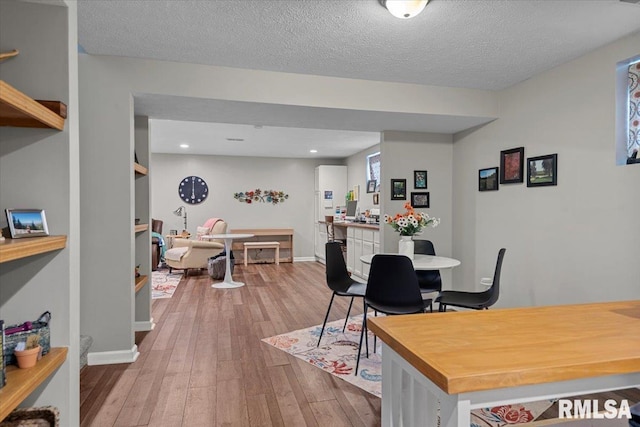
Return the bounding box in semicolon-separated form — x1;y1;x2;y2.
398;235;414;260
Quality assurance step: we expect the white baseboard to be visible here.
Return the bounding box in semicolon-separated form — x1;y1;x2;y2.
88;344;140;366
134;318;155;332
293;256;316;262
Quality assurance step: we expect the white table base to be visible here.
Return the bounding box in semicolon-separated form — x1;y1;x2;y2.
211;236;247;289
381;344;640;427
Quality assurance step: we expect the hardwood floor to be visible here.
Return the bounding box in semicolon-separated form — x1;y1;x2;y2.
80;261;381;427
80;261;640;426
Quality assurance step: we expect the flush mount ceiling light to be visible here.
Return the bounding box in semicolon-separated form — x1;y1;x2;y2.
379;0;429;19
310;149;318;153
179;143;189;148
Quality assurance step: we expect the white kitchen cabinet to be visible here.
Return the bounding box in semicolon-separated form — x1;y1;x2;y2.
345;225;380;280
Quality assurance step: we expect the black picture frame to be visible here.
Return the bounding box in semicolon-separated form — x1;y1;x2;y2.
527;154;558;187
391;179;407;200
410;192;430;208
500;147;524;184
366;180;376;193
5;208;49;238
373;193;379;205
414;170;427;189
479;167;499;192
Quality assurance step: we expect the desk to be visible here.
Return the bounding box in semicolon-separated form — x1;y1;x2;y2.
205;234;253;288
360;253;460;270
368;300;640;427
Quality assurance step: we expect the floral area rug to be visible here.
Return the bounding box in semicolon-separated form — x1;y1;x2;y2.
263;316;554;426
151;269;183;299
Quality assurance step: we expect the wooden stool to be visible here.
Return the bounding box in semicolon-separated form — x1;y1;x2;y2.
243;241;280;266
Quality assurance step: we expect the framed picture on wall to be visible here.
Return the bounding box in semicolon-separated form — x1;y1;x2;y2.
367;180;377;193
527;154;558;187
414;170;427;189
373;193;379;205
500;147;524;184
391;179;407;200
410;192;430;208
479;167;499;191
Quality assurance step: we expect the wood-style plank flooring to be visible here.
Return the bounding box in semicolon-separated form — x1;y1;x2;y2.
80;261;381;427
80;261;640;426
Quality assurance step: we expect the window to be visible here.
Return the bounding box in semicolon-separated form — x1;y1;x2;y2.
367;152;381;189
617;55;640;165
628;60;639;163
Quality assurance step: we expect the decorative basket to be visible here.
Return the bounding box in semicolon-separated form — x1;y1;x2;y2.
3;313;50;366
0;406;59;427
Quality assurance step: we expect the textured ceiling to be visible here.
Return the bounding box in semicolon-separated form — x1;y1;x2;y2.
77;0;640;157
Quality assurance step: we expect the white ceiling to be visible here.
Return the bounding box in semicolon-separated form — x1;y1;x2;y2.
77;0;640;158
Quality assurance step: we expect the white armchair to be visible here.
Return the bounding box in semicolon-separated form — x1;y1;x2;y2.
165;219;227;275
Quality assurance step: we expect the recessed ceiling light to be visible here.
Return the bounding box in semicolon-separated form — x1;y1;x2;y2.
179;144;189;148
310;149;318;153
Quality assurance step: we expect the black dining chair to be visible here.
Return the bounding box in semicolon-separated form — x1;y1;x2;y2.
355;254;432;375
317;242;367;347
435;248;506;312
413;239;442;295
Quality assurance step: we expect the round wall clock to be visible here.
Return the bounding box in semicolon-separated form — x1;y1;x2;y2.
179;176;208;204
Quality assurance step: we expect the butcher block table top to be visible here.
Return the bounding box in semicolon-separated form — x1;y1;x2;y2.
368;300;640;395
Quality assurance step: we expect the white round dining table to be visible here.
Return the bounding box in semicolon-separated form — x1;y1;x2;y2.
359;253;460;270
204;233;254;288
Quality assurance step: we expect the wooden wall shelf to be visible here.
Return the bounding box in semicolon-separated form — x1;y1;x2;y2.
0;80;67;130
134;162;148;175
0;347;68;421
134;224;149;233
135;274;148;294
0;235;67;264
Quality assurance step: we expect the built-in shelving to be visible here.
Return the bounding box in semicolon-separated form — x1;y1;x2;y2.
134;162;148;175
0;347;68;421
134;224;149;233
0;235;67;264
134;274;148;294
0;80;67;130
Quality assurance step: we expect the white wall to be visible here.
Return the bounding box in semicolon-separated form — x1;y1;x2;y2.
151;153;341;258
346;143;381;213
452;32;640;308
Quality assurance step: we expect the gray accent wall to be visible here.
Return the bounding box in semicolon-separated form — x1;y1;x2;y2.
79;54;496;356
0;1;79;425
452;32;640;307
150;153;341;258
379;132;455;288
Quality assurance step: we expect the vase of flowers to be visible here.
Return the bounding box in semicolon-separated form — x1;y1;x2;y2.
384;202;440;260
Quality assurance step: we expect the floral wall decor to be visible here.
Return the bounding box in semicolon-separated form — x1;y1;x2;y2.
234;189;289;205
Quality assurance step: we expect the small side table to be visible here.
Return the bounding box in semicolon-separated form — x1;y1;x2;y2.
164;233;190;250
204;233;254;288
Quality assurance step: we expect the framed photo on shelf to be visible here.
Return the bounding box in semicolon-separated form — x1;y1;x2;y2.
367;180;377;193
500;147;525;184
414;170;427;189
479;167;499;192
527;153;558;187
391;179;407;200
5;209;49;238
410;192;430;208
